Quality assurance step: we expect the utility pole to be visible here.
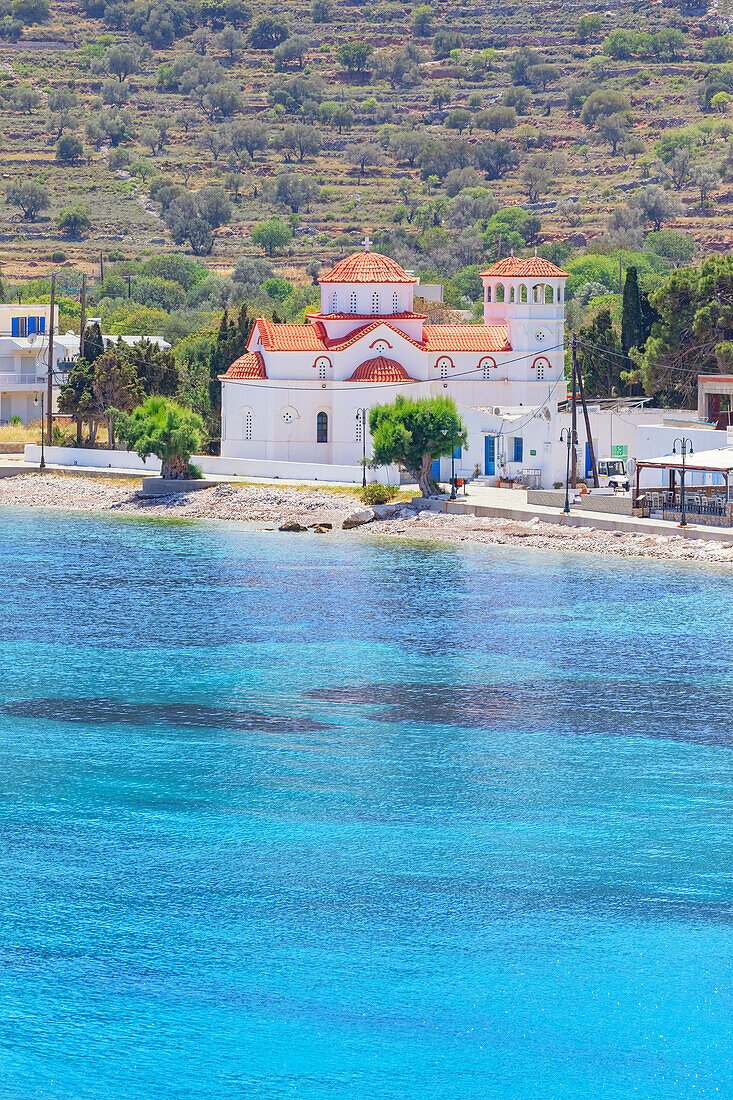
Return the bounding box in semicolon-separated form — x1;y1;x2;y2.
47;272;55;444
574;335;599;488
100;250;104;282
126;274;132;299
79;273;87;360
619;256;623;296
570;332;578;489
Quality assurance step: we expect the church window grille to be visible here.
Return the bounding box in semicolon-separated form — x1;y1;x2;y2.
317;411;328;443
392;292;399;313
371;292;379;314
437;356;451;379
355;411;363;443
330;292;338;313
318;363;327;379
350;292;358;313
244;410;252;440
479;357;495;379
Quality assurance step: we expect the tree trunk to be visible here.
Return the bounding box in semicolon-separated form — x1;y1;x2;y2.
76;417;82;447
414;452;439;498
161;454;189;479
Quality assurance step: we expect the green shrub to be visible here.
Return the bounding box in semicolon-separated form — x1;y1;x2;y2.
51;250;66;262
359;483;394;505
187;462;203;480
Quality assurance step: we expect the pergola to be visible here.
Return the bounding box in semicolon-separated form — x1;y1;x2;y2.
635;446;733;502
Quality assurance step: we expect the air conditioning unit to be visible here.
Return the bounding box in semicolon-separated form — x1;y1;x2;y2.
493;406;502;416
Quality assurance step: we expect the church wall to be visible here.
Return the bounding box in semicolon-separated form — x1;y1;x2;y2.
320;281;414;317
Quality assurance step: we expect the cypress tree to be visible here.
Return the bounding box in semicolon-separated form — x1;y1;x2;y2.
621;266;644;355
83;321;104;364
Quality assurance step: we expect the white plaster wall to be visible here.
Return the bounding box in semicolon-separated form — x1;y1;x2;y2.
320;281;414;316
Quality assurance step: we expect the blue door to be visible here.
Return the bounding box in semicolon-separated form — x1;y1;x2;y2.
484;436;495;476
585;442;593;480
430;458;441;480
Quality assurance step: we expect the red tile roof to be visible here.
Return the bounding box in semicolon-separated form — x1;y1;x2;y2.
220;351;267;380
319;251;418;284
347;356;418;382
423;326;511;352
479;257;569;278
247;318;511;355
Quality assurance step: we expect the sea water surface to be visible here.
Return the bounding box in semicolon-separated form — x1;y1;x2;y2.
0;508;731;1100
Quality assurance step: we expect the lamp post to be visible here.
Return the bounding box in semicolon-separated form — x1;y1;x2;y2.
560;427;576;515
34;392;45;470
673;436;694;528
441;418;457;500
360;407;367;488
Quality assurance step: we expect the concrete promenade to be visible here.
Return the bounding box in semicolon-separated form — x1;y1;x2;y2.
423;483;733;544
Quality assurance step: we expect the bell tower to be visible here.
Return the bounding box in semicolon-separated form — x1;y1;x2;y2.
479;256;567;358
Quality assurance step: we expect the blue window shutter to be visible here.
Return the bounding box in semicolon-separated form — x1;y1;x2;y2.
11;318;18;337
39;316;46;333
514;437;524;463
28;317;36;334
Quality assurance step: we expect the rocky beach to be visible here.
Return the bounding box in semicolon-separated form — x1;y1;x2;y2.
3;473;733;565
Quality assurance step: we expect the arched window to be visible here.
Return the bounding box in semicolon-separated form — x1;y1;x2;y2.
545;285;554;304
509;286;515;303
355;410;363;443
534;357;550;381
495;284;504;303
520;284;528;304
317;411;328;443
315;355;331;379
392;292;399;313
350;292;358;313
244;409;252;440
330;291;338;313
371;292;379;314
485;284;492;303
437;356;452;379
318;363;327;380
479;356;496;379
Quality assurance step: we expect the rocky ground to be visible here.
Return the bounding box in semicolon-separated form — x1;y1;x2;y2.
3;474;733;566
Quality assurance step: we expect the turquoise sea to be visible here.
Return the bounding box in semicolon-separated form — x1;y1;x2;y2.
0;508;731;1100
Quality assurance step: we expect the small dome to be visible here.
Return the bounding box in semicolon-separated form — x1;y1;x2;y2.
479;257;569;278
347;355;417;382
319;251;418;285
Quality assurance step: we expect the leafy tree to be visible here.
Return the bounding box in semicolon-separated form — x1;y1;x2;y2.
248;14;288;48
597;111;630;156
251;216;292;255
473;139;518;179
411;4;433;35
277;122;321;162
91;349;142;448
5;179;49;220
228;117;268;159
509;45;541;86
115;396;203;477
430;84;450;110
432;29;461;58
106;43;138;81
58;356;96;445
273;171;315;212
521;153;551;202
702;36;731;63
11;0;49;22
273;34;308;69
218;25;245;60
527;63;558;91
126;338;180;396
634;184;677;231
336;41;373;74
691;163;719;210
476;106;516;134
311;0;332;22
577;308;626;397
345;141;385;178
580;89;631;127
645;229;697;266
445;108;471;134
56;202;91;236
502;85;531;113
576;14;602;43
82;321;105;364
389;131;424;167
204;303;253;438
369;395;467;497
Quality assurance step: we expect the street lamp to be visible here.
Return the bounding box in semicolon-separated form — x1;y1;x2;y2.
441;418;457;500
33;392;45;470
560;427;577;515
672;437;694;528
360;407;367;488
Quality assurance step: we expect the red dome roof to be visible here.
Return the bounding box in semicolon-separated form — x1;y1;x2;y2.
319;251;418;284
479;256;569;278
347;356;417;382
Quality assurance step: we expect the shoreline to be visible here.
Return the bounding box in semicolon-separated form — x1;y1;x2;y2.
3;474;733;565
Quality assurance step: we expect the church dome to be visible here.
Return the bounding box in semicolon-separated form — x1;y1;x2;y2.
347;355;417;382
319;251;418;285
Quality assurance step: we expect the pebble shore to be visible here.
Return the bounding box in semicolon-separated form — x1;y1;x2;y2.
3;474;733;565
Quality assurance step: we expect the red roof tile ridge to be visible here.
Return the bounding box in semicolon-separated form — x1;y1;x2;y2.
319;250;418;284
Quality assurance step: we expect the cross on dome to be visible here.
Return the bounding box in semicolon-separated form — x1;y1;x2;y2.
362;234;372;252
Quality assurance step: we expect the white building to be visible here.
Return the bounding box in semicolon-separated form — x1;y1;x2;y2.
0;303;170;425
220;245;572;484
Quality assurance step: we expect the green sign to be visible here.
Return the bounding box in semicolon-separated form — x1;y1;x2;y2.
529;449;536;456
611;445;628;459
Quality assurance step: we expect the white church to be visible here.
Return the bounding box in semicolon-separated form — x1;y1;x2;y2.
220;241;572;484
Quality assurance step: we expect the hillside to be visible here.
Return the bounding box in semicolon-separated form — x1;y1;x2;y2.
0;0;732;372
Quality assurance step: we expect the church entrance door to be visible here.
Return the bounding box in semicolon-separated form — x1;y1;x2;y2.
484;436;496;476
